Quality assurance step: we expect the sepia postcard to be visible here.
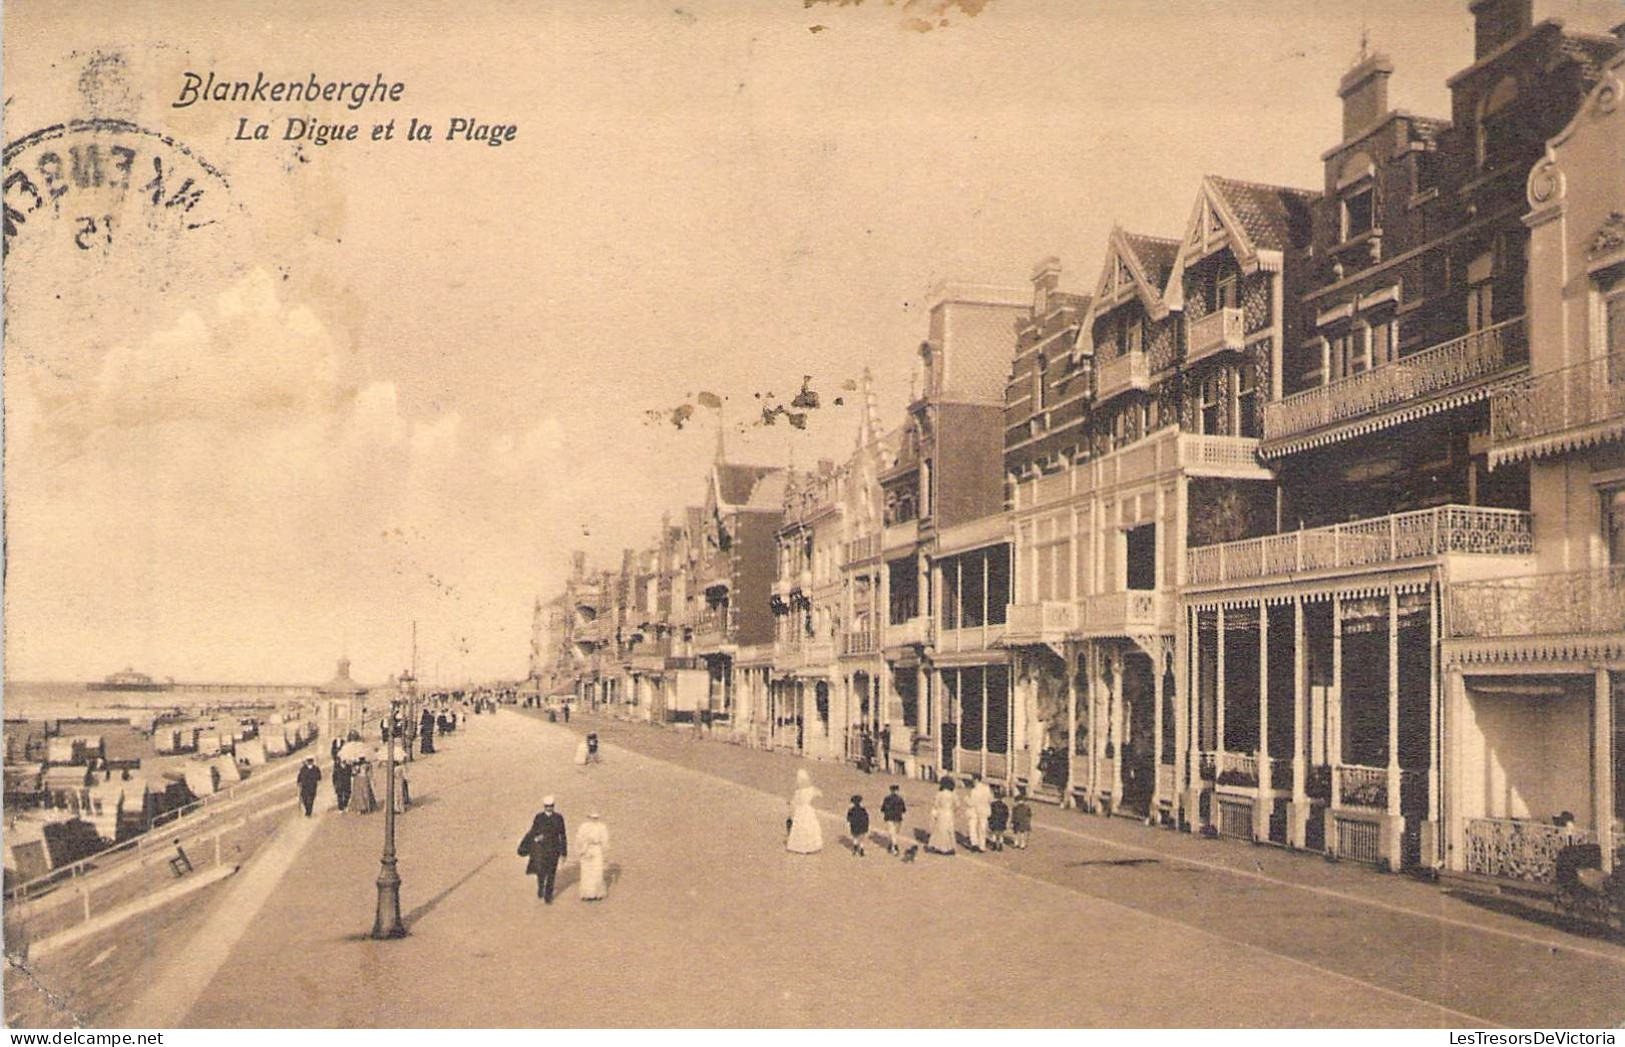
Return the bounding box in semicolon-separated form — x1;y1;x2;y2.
3;0;1625;1032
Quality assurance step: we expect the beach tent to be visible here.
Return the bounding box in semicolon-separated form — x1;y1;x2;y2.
212;755;242;785
236;738;267;766
263;730;290;757
183;764;218;797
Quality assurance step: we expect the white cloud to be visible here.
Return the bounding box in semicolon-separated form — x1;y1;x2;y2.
5;272;574;684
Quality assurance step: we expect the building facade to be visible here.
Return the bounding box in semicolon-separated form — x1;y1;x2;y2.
536;0;1622;897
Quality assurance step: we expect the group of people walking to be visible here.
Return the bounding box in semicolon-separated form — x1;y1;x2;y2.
518;795;612;904
785;769;1032;859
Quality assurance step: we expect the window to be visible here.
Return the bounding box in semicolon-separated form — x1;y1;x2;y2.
1370;314;1398;368
1033;352;1047;410
1126;524;1157;591
1200;372;1224;435
1477;75;1523;171
1607;284;1625;382
1216;271;1238;311
1606;486;1625;567
1342;186;1375;240
1237;365;1259;438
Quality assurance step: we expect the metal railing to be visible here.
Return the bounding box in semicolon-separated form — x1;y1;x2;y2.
1216;751;1258;786
1490;352;1625;460
1448;565;1625;640
1187;504;1533;586
1337;765;1387;810
1463;816;1593;885
1264;315;1527;443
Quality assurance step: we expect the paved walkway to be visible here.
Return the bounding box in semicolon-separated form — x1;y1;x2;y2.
160;708;1621;1028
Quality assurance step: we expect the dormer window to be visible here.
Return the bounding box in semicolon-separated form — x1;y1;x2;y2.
1343;185;1375;240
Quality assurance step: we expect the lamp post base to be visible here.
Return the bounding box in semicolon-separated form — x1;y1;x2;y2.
372;855;405;939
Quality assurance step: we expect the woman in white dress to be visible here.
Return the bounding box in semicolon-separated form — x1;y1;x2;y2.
927;778;957;854
573;738;590;766
785;768;823;854
577;812;609;901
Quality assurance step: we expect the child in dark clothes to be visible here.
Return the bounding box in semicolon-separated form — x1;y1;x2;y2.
1011;790;1033;849
988;788;1009;851
846;794;871;857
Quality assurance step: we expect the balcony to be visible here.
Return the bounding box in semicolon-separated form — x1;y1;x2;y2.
691;610;731;650
1095;351;1151;403
1489;352;1625;467
1263;316;1527;454
1186;306;1245;363
1448;566;1625;641
1004;601;1078;645
1186;504;1533;588
1078;590;1173;638
840;630;879;657
843;534;881;566
882;519;920;552
883;616;934;649
936;620;1007;654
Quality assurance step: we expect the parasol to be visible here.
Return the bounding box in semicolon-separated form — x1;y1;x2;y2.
338;740;370;761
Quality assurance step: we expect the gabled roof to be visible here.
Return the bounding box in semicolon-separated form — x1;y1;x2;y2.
712;461;788;512
1164;175;1318;310
1082;228;1181;342
715;463;778;506
1094;228;1180;309
1207;176;1318;254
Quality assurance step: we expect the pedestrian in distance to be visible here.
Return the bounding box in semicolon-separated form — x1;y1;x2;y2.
562;703;571;724
927;778;957;855
419;707;436;755
786;768;823;854
333;757;352;812
350;758;377;814
1011;789;1033;850
296;757;322;817
988;786;1009;852
577;811;609;901
881;783;907;854
519;795;569;903
846;795;870;857
966;777;994;852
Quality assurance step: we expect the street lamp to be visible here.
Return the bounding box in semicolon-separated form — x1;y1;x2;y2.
372;679;410;939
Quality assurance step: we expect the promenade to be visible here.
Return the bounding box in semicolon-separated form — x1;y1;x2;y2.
86;707;1623;1028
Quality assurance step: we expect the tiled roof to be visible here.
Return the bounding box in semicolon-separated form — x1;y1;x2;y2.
715;463;778;506
1121;232;1182;292
1209;176;1319;252
745;468;790;510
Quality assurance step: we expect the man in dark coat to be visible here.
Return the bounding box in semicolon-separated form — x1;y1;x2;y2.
520;796;568;902
333;758;351;811
419;707;436;754
296;758;322;817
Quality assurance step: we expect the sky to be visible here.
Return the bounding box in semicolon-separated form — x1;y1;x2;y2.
4;0;1622;685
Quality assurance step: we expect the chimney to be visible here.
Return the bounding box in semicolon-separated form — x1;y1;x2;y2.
571;550;586;579
1338;52;1395;140
1030;256;1061;314
1470;0;1532;60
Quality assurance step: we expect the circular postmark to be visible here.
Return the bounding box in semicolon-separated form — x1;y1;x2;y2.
4;117;231;261
4;118;240;389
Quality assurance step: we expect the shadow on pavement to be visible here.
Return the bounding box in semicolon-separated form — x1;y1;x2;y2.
404;853;497;930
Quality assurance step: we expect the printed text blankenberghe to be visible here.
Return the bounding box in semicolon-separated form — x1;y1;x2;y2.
173;72;405;112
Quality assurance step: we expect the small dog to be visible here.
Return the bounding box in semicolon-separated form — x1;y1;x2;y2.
900;845;920;863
